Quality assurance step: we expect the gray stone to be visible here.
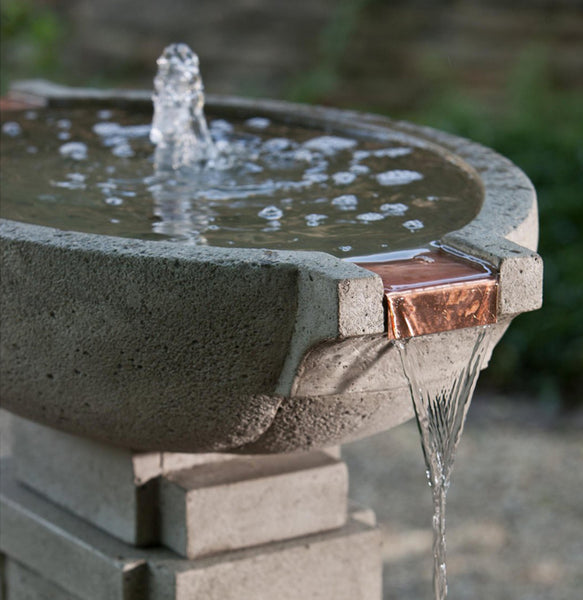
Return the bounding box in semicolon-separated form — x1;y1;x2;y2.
0;460;154;600
159;451;348;558
1;460;380;600
149;516;381;600
0;83;542;454
3;560;80;600
12;417;160;546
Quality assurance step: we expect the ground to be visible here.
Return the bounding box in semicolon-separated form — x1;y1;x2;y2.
343;391;583;600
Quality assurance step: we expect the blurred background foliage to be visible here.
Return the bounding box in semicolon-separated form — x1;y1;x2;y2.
1;0;582;409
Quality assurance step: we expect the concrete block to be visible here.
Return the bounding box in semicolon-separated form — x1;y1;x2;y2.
1;460;380;600
159;451;348;558
11;417;160;546
4;559;80;600
0;460;161;600
150;516;382;600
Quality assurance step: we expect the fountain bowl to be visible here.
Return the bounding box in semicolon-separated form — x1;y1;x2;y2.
0;81;542;453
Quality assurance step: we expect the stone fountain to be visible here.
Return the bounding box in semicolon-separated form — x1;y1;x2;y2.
0;52;542;599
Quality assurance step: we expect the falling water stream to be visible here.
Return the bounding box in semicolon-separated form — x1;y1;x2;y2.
397;327;492;599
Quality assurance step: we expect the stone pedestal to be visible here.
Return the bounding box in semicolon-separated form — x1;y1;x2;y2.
0;417;382;599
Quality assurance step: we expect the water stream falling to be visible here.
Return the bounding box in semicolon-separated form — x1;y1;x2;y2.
397;326;492;599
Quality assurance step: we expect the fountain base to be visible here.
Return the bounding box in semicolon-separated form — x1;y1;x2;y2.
0;416;382;600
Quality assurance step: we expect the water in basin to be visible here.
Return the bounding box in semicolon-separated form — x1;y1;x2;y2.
0;46;482;259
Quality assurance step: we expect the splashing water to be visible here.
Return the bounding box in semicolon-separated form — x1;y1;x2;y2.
150;43;216;170
397;327;492;599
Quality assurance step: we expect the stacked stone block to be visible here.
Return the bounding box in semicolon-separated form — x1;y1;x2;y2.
0;417;381;599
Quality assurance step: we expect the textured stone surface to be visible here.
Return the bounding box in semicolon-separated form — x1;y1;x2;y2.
0;461;153;600
12;417;160;546
159;451;348;558
0;84;541;453
3;560;80;600
150;516;381;600
1;460;381;600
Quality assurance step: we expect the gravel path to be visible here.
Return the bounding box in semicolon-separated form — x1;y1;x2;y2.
343;391;583;600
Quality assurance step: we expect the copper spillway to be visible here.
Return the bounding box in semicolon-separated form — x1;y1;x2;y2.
358;248;498;340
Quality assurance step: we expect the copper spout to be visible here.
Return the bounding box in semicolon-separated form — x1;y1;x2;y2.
358;249;498;340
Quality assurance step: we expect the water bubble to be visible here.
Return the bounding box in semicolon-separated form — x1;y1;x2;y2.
97;109;113;120
258;206;283;220
262;220;282;231
380;203;409;216
350;164;370;175
2;122;22;137
59;142;88;161
245;117;271;129
377;170;423;186
356;212;384;222
93;122;121;137
303;172;328;183
305;214;328;227
110;218;120;224
339;245;353;252
24;111;38;120
403;219;424;232
352;150;370;161
304;136;357;155
427;195;439;202
263;138;291;152
373;147;412;158
332;171;357;185
58;131;71;141
210;119;234;134
105;197;124;206
112;143;135;158
293;148;314;162
331;194;358;210
57;119;72;130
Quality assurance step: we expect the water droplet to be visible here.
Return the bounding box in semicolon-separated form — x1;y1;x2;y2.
245;117;271;129
105;197;124;206
210;119;234;134
2;122;22;137
59;142;88;161
350;164;370;175
258;206;283;220
332;171;357;185
403;219;424;232
304;135;357;155
373;147;412;158
112;143;135;158
377;170;423;186
352;150;370;161
356;212;384;222
380;202;409;216
57;119;72;130
339;245;352;252
263;138;291;152
305;214;328;227
331;194;358;210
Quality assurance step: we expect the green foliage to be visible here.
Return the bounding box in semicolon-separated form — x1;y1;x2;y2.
406;51;583;408
287;0;372;103
0;0;67;92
